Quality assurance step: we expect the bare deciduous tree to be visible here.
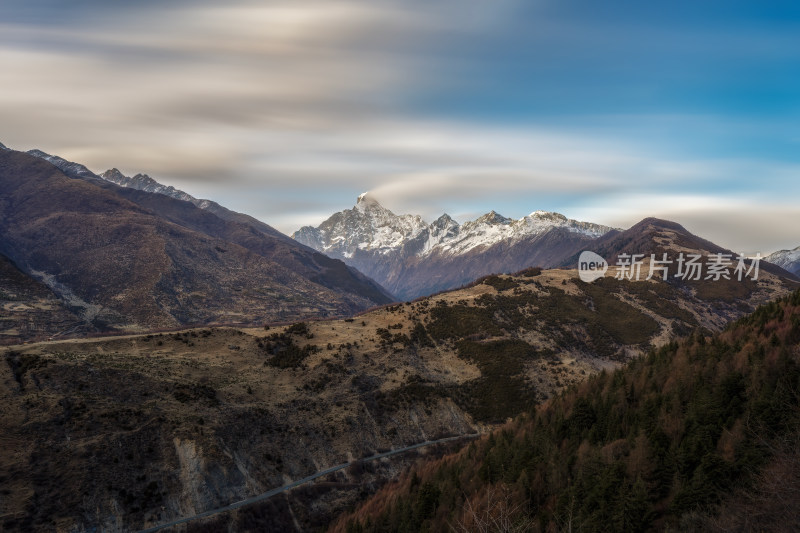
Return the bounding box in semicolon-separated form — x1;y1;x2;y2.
450;484;533;533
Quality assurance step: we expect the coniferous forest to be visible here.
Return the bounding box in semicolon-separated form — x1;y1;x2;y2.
335;291;800;532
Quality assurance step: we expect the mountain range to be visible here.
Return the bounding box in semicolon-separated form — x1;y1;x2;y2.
294;193;615;300
5;141;798;343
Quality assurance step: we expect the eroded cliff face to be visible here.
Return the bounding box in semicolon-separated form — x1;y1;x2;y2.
0;325;482;532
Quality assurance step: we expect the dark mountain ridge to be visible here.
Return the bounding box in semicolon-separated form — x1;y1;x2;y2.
98;166;296;245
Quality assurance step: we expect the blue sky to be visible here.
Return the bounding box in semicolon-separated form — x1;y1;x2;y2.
1;0;799;252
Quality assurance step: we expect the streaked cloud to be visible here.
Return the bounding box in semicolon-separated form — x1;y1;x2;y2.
1;0;798;253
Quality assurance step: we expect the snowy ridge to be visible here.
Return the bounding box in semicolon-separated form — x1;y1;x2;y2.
100;168;196;204
293;193;615;260
766;246;800;276
440;210;610;255
26;149;101;181
24;150;278;238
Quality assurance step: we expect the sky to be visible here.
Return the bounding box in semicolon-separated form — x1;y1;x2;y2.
1;0;799;253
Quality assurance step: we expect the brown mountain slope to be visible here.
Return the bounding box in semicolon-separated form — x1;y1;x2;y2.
0;149;388;332
104;186;394;307
560;217;724;265
24;147;395;308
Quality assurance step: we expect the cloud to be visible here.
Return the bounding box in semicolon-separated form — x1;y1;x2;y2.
570;194;800;254
238;116;800;245
1;0;798;253
0;1;500;177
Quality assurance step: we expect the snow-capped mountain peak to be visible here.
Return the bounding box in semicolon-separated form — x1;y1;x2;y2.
431;213;459;233
295;194;427;258
294;195;614;260
476;210;513;226
354;191;394;217
293;194;616;300
528;210;567;221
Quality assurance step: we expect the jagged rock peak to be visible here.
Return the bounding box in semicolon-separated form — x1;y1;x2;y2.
99;168;195;203
132;173;157;183
432;213;457;227
101;168;126;180
100;169;158;186
475;210;512;225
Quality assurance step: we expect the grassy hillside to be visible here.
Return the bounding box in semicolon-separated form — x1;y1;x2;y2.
1;268;793;531
334;290;800;533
